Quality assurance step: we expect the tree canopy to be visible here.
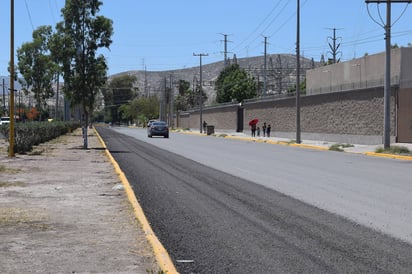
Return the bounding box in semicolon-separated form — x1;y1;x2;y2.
215;64;257;103
17;25;57;116
54;0;113;148
102;74;138;123
175;80;198;111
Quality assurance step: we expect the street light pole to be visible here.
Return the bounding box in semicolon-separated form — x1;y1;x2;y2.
193;53;208;133
9;0;15;157
296;0;301;144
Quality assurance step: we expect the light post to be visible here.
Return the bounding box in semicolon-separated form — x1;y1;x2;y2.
9;0;15;157
296;0;301;144
193;53;208;133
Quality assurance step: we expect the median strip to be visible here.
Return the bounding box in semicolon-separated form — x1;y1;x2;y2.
94;127;178;274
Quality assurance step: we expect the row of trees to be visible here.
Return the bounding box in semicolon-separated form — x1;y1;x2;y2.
107;62;305;126
14;1;301;131
16;0;113;148
103;64;255;126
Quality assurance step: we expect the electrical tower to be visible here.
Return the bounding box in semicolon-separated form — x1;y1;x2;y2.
220;34;232;67
326;28;342;64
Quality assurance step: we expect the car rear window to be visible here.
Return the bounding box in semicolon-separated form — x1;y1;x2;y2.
152;122;167;126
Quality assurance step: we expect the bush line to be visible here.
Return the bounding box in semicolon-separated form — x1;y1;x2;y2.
0;121;80;154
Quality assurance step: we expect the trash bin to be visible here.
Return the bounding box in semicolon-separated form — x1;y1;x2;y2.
206;125;214;135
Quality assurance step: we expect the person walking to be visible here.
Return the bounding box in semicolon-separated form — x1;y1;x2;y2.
262;122;267;137
257;126;260;137
266;124;271;137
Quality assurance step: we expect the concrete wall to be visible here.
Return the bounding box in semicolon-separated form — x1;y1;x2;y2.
177;104;239;130
307;48;404;95
176;48;412;144
178;87;397;145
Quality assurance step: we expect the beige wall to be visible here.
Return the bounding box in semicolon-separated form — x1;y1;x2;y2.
307;48;405;95
178;87;400;144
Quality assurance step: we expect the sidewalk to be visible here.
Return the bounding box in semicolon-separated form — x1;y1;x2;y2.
0;129;160;274
185;129;412;160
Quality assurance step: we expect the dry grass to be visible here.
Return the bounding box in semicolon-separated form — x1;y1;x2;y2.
0;165;21;174
0;181;26;188
0;207;49;229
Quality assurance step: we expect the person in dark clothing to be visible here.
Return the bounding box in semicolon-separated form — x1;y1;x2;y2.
203;120;207;133
262;122;267;137
251;123;257;137
266;124;271;137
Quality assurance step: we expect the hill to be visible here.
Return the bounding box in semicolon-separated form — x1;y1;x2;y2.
110;54;316;105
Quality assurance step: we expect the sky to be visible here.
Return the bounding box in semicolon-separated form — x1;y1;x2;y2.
1;0;412;76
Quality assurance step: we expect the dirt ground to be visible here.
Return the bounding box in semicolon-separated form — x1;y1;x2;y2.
0;129;160;274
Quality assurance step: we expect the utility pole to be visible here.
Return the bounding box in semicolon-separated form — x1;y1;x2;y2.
9;0;15;157
1;79;6;114
365;0;412;149
263;36;268;96
193;53;208;133
327;28;342;64
296;0;301;144
169;74;174;128
160;77;167;122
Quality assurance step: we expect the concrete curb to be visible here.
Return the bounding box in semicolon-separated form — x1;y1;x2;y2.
177;130;412;161
94;127;178;274
364;152;412;161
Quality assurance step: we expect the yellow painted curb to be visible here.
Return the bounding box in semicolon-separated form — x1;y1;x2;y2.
177;131;412;158
94;128;178;274
289;143;329;151
364;152;412;161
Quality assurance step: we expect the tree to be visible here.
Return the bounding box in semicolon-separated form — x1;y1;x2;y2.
175;79;198;111
55;0;113;148
129;96;160;125
103;74;137;123
215;64;257;103
17;25;57;119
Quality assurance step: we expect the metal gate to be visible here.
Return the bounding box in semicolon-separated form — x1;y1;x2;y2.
397;88;412;143
236;107;244;132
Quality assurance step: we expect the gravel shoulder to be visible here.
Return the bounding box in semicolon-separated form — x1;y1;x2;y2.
0;128;160;274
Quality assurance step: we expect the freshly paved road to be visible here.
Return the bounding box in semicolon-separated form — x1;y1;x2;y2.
96;126;412;274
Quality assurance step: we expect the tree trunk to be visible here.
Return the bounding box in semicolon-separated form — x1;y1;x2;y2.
83;108;88;149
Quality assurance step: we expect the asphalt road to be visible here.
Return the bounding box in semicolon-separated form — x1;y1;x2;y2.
96;126;412;274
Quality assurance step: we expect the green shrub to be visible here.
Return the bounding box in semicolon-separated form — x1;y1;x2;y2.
0;121;80;154
329;143;353;152
375;146;411;155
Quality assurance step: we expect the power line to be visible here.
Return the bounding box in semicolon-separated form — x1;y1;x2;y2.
232;0;285;52
24;0;34;30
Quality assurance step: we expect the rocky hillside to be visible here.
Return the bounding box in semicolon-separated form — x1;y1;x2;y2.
111;54;317;105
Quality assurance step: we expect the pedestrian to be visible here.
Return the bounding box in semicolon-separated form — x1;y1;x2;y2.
203;120;207;133
267;124;271;138
262;122;267;137
257;126;260;137
251;123;256;137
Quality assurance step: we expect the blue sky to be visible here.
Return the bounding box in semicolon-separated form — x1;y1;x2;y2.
1;0;412;76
